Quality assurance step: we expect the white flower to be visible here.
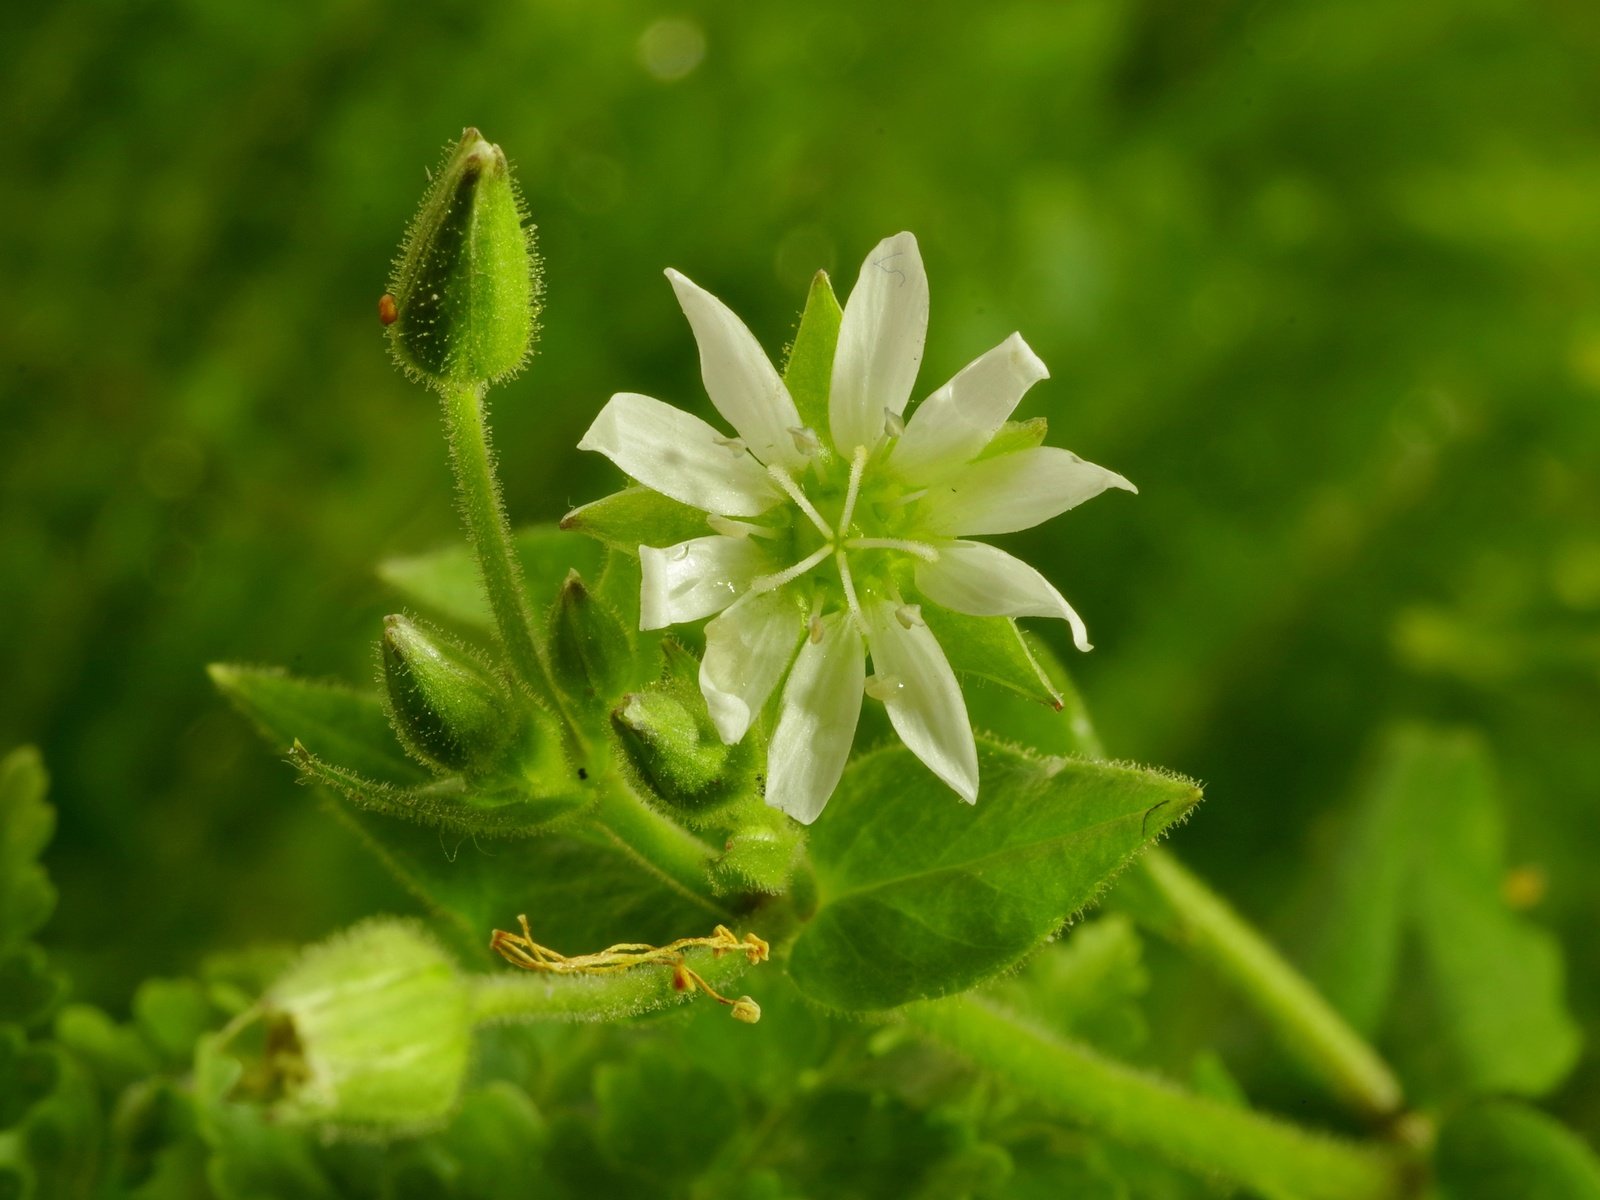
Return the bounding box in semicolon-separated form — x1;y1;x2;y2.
579;232;1134;823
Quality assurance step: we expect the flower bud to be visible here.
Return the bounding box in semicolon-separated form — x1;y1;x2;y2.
254;920;472;1133
381;614;516;776
549;570;630;706
386;128;540;390
612;689;749;815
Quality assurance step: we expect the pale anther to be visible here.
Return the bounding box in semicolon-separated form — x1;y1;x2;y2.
789;426;821;456
713;434;747;456
883;408;905;438
669;543;691;561
865;674;905;701
808;615;825;644
895;603;924;629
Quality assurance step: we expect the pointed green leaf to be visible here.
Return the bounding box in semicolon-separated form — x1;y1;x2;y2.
920;605;1061;709
209;665;423;784
377;524;603;629
0;746;55;948
789;740;1200;1010
782;270;842;435
559;487;711;557
1435;1101;1600;1199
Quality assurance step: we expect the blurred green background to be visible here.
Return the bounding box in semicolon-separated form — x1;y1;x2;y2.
2;0;1596;1136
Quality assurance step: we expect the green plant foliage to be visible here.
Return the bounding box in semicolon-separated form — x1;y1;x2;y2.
789;741;1199;1010
781;270;843;435
0;748;55;950
1308;725;1581;1100
1433;1100;1600;1199
920;605;1061;709
558;488;712;557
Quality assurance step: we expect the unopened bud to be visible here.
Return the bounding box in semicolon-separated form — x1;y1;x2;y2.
381;614;516;775
549;571;630;706
250;920;472;1132
385;128;540;390
612;691;730;805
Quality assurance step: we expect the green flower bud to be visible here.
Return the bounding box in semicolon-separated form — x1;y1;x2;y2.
613;690;742;813
249;920;472;1134
381;614;517;775
385;128;540;390
549;570;630;706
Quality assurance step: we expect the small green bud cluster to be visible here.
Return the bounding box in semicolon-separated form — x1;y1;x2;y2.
381;614;519;776
548;570;631;708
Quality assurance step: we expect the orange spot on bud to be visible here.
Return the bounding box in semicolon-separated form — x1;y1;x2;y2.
378;293;399;325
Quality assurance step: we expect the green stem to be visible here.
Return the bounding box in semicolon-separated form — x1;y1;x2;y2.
468;944;753;1025
1054;668;1404;1120
907;996;1411;1200
1133;846;1404;1120
589;768;729;919
441;381;574;736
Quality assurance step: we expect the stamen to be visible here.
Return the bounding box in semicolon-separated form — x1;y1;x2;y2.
844;537;941;563
895;603;924;629
883;408;905;438
750;544;832;594
788;425;821;456
882;488;928;509
707;514;753;539
713;434;748;456
865;674;905;701
808;615;825;644
835;548;866;633
837;445;869;534
766;465;834;539
669;543;691;561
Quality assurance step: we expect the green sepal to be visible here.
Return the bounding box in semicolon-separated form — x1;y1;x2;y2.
783;270;843;436
380;614;521;777
919;604;1061;710
386;129;540;391
709;812;806;896
611;691;734;812
0;746;56;949
290;742;589;839
788;739;1200;1011
208;665;423;785
548;570;632;708
560;486;711;556
975;416;1049;461
377;524;603;632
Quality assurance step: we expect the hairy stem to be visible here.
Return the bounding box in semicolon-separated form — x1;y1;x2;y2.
441;381;574;737
907;996;1412;1200
588;767;728;919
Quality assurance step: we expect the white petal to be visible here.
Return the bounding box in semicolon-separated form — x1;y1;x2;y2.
699;590;806;744
764;612;865;824
890;333;1049;484
917;446;1135;537
865;601;978;803
578;392;780;518
828;232;929;455
915;540;1093;652
666;269;807;470
638;535;766;630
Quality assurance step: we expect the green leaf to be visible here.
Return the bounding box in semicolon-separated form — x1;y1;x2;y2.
1434;1101;1600;1199
377;525;603;630
0;746;55;949
593;1047;738;1182
1308;725;1581;1099
985;913;1150;1057
208;666;424;785
961;635;1104;760
132;979;216;1068
789;740;1200;1010
782;270;842;435
920;606;1060;710
559;487;710;557
0;1025;59;1130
